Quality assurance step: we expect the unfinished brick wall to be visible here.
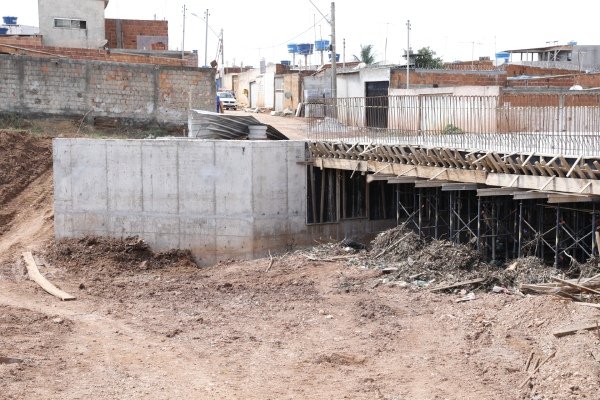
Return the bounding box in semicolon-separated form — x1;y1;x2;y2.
0;44;197;67
0;56;215;125
0;35;43;47
105;19;168;50
499;92;600;107
390;69;507;88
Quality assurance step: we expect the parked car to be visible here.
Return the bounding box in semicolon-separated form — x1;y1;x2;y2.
217;91;238;110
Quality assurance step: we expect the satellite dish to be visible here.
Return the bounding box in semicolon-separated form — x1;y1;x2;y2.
284;92;292;99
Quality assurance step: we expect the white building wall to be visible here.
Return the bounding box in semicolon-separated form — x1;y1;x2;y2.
38;0;107;48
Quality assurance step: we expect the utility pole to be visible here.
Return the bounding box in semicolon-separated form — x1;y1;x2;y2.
181;5;186;59
406;19;411;89
308;1;337;102
204;9;209;67
220;29;225;84
331;2;337;102
343;38;346;68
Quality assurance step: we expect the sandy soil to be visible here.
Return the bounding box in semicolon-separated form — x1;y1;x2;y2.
226;110;309;140
2;129;600;400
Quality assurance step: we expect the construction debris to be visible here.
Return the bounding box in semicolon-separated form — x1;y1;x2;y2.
521;274;600;299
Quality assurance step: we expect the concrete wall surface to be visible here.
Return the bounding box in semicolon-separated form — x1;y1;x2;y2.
54;139;310;265
0;56;214;125
38;0;106;48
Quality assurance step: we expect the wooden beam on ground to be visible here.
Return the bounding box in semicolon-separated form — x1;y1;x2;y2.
441;183;479;191
553;321;600;337
429;278;486;292
22;252;76;301
551;277;600;295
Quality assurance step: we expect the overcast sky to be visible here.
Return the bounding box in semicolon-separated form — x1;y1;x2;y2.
5;1;600;67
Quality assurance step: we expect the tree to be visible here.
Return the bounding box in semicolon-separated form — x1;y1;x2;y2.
353;44;375;65
414;47;444;69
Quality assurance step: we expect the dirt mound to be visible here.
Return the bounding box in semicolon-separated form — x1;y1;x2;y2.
46;236;198;278
0;130;52;206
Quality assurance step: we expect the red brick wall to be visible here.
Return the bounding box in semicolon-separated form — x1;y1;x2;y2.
504;64;576;77
0;35;43;47
500;92;600;107
105;19;168;50
390;69;507;88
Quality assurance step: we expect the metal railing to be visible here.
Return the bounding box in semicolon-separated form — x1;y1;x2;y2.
306;95;600;157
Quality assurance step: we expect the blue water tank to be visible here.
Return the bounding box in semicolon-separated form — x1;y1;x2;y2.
297;43;314;55
315;40;330;52
328;53;340;62
287;44;298;54
3;16;17;25
0;28;7;35
568;41;577;46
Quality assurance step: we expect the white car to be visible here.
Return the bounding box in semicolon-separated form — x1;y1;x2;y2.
217;91;238;110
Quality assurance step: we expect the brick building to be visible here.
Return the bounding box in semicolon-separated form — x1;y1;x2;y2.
105;19;168;50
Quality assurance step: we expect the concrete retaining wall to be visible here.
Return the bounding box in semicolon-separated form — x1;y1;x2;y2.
54;138;393;265
53;139;308;265
0;56;214;125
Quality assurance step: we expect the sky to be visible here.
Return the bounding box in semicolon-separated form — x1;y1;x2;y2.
5;0;600;67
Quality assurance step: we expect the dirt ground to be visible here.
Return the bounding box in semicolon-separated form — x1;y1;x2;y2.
2;128;600;400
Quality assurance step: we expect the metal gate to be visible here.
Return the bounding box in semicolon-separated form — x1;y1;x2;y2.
365;81;389;128
250;81;258;108
274;77;284;111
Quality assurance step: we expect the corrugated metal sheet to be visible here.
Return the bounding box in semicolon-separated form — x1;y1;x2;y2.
188;110;288;140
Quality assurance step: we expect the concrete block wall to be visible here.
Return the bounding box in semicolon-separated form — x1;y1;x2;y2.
0;56;214;125
53;139;309;265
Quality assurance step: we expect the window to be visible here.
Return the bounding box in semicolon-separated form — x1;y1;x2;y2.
54;18;87;30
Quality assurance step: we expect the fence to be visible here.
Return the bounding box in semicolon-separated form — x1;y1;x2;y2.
306;94;600;157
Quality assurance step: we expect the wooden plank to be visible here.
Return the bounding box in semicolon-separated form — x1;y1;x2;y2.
414;180;449;188
575;302;600;310
487;173;600;196
581;163;599;180
492;152;511;174
548;194;600;204
429;278;485;292
565;156;583;178
387;177;421;184
366;174;396;183
553;321;600;337
441;183;479;191
546;156;565;178
513;191;550;200
22;252;75;301
551;277;600;295
477;188;523;197
505;155;524;175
